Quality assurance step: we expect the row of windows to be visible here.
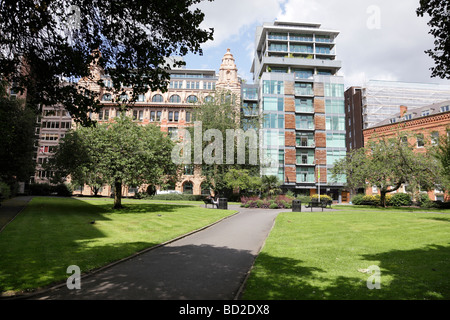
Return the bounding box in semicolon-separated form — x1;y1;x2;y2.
268;43;332;54
41;121;72;129
102;93;202;104
98;109;192;123
268;32;332;43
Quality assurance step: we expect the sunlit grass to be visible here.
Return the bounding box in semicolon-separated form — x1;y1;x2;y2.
0;197;234;294
242;207;450;300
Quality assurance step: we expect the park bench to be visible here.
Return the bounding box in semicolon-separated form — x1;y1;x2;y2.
203;197;218;208
305;199;332;211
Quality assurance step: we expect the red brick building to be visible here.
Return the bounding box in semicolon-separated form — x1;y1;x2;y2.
363;100;450;201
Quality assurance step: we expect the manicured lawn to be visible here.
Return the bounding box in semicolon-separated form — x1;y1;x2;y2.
0;197;234;294
242;206;450;300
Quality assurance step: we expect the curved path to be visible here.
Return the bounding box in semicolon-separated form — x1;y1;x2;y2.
28;204;289;300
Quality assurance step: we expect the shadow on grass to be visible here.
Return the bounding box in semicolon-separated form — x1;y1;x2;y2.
242;245;450;300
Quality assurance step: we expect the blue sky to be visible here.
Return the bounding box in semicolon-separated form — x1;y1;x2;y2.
183;0;450;88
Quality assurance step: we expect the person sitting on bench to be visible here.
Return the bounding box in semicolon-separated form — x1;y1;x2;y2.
211;197;219;208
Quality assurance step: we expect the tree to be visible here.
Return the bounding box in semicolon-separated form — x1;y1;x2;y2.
224;168;262;195
433;130;450;192
331;133;441;207
184;89;261;198
0;81;36;187
417;0;450;79
261;175;281;196
0;0;214;125
47;114;179;208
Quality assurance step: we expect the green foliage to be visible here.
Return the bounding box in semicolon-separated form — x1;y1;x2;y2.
417;0;450;79
0;0;214;125
47;115;179;208
311;194;332;202
351;194;365;205
0;181;11;200
0;83;36;185
332;132;441;207
389;193;412;207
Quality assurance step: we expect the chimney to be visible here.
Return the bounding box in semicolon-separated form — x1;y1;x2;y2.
400;105;408;116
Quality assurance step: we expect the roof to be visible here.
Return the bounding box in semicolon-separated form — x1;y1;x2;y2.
371;100;450;128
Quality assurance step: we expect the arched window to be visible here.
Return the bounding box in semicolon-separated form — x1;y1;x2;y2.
119;94;128;102
186;95;198;103
102;94;112;101
182;181;193;194
152;94;164;102
204;95;213;103
169;94;181;103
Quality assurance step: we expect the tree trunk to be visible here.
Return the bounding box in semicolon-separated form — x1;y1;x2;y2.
114;180;123;209
380;190;387;208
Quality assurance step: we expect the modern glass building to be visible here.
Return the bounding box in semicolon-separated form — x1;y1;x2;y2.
250;21;347;201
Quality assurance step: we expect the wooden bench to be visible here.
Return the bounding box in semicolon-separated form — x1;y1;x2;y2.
305;200;332;211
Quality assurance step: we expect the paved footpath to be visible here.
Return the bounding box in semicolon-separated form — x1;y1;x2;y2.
27;205;290;300
0;196;33;232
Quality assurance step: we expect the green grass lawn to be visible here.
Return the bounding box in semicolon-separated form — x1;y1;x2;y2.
0;197;234;294
242;206;450;300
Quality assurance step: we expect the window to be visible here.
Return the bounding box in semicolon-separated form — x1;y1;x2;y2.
327;150;346;165
431;131;439;145
204;95;213;103
137;94;145;102
185;111;191;123
186;95;198;103
183;181;193;194
169;80;183;89
421;110;430;117
296;115;314;130
264;114;284;129
150;111;156;122
174;111;179;122
263;130;285;147
168;111;173;122
290;34;313;41
296;132;314;147
186;81;200;89
205;82;215;90
290;45;313;53
440;105;450;112
402;114;412;121
293;69;314;80
297;150;314;165
326;116;346;131
296;167;315;183
326;133;346;148
156;111;161;121
268;32;287;40
263;80;284;94
152;94;164;102
168;127;178;140
184;165;194;175
263;97;284;111
169;95;181;103
102;94;112;101
324;83;344;97
417;134;425;147
315;46;331;54
325;100;345;114
294;83;313;96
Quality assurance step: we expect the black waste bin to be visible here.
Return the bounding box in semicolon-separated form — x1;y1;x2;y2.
218;198;228;210
292;199;302;212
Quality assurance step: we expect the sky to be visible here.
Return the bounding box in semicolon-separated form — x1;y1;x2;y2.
183;0;450;89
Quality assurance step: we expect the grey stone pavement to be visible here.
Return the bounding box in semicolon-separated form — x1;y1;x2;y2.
0;198;335;300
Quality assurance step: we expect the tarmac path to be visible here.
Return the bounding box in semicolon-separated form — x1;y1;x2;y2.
27;204;288;300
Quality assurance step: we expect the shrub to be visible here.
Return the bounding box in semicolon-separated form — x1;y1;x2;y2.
351;194;365;205
54;183;73;197
269;202;278;209
389;193;411;207
297;195;311;203
29;183;52;196
311;194;333;202
0;181;11;200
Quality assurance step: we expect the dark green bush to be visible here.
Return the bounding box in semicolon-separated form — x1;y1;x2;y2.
389;193;411;207
0;181;11;200
54;183;73;197
29;183;52;196
351;194;365;205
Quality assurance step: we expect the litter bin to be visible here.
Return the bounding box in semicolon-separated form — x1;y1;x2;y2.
218;198;228;210
292;199;302;212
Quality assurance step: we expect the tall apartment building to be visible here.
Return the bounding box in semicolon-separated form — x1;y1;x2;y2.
251;21;347;201
345;80;450;151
